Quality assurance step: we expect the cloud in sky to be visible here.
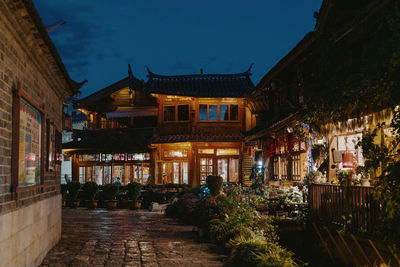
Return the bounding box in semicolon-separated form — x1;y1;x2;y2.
34;0;323;97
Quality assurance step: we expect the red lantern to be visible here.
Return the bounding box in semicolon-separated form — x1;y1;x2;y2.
342;151;353;168
247;147;253;157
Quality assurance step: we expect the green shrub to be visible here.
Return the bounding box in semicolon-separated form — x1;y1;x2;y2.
61;184;68;200
67;181;81;201
230;237;297;267
82;181;98;201
127;182;142;201
103;184;119;200
208;217;255;248
206;175;223;196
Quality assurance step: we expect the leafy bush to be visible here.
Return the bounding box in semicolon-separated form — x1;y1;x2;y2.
67;181;81;201
206;175;223;196
103;184;119;200
166;184;299;266
208;217;254;248
82;181;98;201
230;237;297;267
61;184;68;200
127;182;141;201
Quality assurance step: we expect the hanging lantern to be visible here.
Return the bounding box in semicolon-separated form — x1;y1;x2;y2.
342;151;353;168
247;147;253;157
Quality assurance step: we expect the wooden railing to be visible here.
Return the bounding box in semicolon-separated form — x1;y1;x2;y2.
309;184;380;233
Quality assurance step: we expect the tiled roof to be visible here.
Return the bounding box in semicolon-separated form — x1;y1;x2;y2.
140;65;255;97
152;133;243;144
63;128;153;153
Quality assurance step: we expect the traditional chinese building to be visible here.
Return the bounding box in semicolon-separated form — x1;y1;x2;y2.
245;32;317;185
0;0;83;265
64;66;255;186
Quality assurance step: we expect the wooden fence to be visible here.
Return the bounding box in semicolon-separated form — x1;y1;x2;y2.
308;184;380;233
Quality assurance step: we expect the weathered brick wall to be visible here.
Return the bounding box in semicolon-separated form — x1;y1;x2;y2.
0;0;74;265
0;1;70;214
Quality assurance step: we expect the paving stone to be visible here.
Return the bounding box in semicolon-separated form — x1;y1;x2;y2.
40;209;226;266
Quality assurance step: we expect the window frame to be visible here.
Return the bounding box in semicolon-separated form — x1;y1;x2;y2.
198;103;240;122
162;103;190;122
11;83;45;195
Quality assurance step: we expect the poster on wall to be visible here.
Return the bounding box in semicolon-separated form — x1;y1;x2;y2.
18;98;42;187
47;119;55;171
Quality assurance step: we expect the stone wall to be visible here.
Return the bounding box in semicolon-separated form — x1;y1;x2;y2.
0;194;61;267
0;1;74;266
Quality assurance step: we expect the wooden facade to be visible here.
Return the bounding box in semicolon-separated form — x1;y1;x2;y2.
64;67;255;186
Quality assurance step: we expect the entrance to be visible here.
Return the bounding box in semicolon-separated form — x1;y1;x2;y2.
162;161;189;184
199;158;213;184
217;158;239;183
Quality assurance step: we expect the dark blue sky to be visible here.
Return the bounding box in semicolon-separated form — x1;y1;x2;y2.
35;1;322;98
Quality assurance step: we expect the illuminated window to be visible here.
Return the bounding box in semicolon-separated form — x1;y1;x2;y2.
216;148;240;156
133;153;145;160
164;150;188;157
198;148;214;154
162;161;188;184
200;158;213;184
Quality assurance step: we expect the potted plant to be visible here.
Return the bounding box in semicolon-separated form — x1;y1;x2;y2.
356;166;371;186
127;182;142;209
103;183;119;209
82;181;99;209
337;169;353;187
61;183;68;207
206;175;223;196
67;181;81;208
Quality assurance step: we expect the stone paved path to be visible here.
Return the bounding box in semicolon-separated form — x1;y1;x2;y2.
40;209;227;267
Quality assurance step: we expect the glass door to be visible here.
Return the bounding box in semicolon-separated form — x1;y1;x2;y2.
104;166;111;184
162;162;187;184
95;166;103;185
217;158;228;182
113;165;124;184
200;158;213;184
229;158;239;182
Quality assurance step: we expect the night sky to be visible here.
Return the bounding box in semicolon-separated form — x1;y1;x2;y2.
34;1;322;98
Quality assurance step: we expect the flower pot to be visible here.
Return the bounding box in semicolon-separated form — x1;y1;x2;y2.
361;179;370;187
198;227;206;237
118;199;130;209
128;200;135;210
69;200;80;208
104;200;118;209
86;200;98;209
134;201;142;210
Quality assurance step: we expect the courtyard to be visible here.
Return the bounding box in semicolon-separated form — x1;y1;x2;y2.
40;209;227;267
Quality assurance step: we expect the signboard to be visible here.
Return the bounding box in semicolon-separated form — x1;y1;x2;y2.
18;98;42;187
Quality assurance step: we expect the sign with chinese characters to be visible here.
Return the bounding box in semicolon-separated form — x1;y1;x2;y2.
18;98;42;187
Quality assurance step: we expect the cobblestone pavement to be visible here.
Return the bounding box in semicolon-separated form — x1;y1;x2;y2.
40;209;227;267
